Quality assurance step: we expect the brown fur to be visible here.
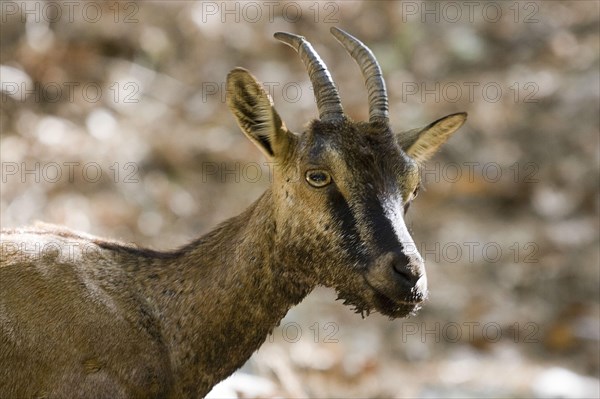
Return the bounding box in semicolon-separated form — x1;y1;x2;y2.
0;35;466;398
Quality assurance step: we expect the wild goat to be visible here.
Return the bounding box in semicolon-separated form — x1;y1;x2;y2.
0;28;466;398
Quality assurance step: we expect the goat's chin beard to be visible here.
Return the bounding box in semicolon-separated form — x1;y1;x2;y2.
335;289;421;319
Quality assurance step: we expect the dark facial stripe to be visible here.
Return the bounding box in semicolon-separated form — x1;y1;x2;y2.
327;184;410;268
326;188;366;267
361;192;408;255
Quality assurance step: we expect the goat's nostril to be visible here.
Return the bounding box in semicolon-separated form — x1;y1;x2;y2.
391;258;419;285
392;263;412;281
388;252;425;288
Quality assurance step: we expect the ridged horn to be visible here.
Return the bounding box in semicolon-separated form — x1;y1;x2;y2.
274;32;344;122
330;27;389;123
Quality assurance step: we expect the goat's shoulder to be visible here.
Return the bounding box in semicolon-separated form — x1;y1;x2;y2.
0;223;173;398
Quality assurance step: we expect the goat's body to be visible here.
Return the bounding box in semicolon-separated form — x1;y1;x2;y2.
0;230;173;398
0;192;311;398
1;29;467;397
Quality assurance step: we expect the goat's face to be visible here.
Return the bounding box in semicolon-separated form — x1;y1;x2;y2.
226;29;466;318
279;119;426;318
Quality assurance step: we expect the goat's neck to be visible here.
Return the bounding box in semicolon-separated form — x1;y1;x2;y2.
139;190;313;388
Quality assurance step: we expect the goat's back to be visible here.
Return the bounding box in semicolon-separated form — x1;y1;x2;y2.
0;228;173;398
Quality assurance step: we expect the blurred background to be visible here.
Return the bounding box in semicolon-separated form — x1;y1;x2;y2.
1;1;598;397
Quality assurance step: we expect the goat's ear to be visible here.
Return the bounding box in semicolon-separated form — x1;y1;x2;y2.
227;68;292;159
397;112;467;163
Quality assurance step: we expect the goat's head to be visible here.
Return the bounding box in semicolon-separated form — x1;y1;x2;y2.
226;28;466;318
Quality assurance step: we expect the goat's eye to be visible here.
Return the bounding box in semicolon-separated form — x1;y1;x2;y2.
305;170;332;188
412;184;420;200
404;184;420;214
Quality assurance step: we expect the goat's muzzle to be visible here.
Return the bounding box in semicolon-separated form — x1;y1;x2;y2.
364;251;428;316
